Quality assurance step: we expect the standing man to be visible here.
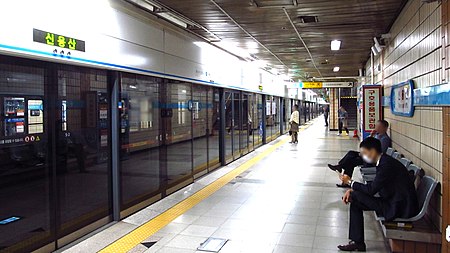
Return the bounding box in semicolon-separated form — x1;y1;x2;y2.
338;106;349;136
324;104;329;127
337;137;418;251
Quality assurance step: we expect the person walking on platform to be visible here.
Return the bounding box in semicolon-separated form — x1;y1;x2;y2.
337;137;418;251
328;120;392;188
338;106;349;136
289;105;299;144
324;104;329;127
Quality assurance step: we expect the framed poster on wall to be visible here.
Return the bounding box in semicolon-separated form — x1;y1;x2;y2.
391;80;414;117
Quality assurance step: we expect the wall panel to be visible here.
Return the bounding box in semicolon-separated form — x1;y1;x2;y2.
366;0;444;237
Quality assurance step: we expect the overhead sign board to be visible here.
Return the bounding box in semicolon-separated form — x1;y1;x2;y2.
301;82;322;89
322;82;354;88
300;81;354;89
33;29;86;52
391;80;414;117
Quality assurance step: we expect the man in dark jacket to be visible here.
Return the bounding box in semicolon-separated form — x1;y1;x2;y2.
328;120;392;188
337;137;419;251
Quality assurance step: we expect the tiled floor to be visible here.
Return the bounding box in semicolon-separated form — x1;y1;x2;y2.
63;119;390;253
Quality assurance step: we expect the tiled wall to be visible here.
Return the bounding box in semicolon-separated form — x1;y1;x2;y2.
366;0;444;232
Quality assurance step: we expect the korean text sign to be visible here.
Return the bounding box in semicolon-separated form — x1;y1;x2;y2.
363;86;382;132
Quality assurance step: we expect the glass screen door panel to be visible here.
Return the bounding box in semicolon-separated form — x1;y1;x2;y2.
273;97;281;138
224;91;233;163
232;93;240;159
192;85;208;174
56;66;112;237
254;94;263;147
119;74;162;210
208;88;220;170
165;82;193;185
0;60;53;252
240;93;250;155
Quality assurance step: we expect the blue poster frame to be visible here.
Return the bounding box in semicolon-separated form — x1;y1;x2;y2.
390;80;415;117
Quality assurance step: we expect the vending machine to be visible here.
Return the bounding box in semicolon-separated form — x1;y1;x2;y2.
358;85;383;140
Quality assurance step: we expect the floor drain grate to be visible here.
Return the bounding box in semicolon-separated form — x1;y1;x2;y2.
197;237;228;252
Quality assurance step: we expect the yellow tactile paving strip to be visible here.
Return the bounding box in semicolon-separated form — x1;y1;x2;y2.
100;124;312;253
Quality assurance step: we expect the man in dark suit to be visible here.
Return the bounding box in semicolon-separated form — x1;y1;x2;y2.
337;137;419;251
328;120;392;188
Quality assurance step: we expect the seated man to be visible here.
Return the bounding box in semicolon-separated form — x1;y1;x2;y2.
328;120;392;188
337;137;418;251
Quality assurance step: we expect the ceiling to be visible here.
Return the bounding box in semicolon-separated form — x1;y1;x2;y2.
151;0;408;79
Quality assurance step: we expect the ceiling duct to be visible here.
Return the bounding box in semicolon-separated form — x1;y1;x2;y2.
298;16;319;23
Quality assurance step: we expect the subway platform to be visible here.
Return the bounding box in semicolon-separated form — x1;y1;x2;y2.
62;119;389;253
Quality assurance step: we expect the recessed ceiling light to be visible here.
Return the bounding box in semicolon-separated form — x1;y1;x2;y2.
331;40;341;51
333;66;340;72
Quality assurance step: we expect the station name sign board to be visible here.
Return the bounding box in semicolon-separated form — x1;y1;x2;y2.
33;28;85;52
300;81;353;89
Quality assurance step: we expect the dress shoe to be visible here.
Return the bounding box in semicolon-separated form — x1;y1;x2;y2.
337;241;366;251
328;164;342;173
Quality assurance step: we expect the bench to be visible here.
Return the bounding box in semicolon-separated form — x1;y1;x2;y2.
355;147;441;253
376;175;441;253
362;164;421;184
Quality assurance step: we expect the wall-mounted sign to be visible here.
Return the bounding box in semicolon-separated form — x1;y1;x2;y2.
362;85;382;138
391;80;414;117
33;29;86;52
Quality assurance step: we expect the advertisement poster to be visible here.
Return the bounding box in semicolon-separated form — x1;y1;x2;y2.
28;99;44;134
4;97;25;117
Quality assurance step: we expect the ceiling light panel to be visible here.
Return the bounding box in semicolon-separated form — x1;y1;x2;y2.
331;40;341;51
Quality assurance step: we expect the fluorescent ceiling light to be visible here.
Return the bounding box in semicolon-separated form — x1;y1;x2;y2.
331;40;341;51
156;12;188;28
371;46;378;56
333;66;340;72
128;0;155;11
373;37;383;52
